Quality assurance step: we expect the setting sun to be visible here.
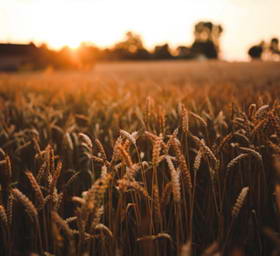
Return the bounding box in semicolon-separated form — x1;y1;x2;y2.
18;1;118;49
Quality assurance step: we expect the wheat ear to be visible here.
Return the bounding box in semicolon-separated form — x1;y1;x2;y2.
12;188;38;220
25;170;44;209
232;186;249;218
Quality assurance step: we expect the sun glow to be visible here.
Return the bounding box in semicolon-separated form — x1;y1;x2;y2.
27;1;113;49
1;0;280;60
3;0;127;50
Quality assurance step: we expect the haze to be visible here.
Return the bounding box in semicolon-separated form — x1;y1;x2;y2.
1;0;279;60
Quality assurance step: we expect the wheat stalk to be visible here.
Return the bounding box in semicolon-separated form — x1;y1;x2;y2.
118;179;151;200
166;156;181;202
120;129;137;145
78;132;93;149
0;205;8;230
152;134;162;167
50;160;62;195
171;137;192;195
7;193;13;225
117;144;133;168
94;138;107;161
91;206;104;231
52;211;73;239
232;186;249;218
153;185;162;224
12;188;38;220
255;104;269;119
239;146;262;162
181;104;189;134
25;170;44;209
193;149;203;172
227;153;250;169
189;111;207;127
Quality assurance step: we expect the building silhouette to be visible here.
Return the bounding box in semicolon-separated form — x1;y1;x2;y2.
0;43;39;71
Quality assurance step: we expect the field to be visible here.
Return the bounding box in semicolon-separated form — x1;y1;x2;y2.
1;60;280;256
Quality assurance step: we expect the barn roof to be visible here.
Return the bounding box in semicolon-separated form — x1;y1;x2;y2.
0;43;38;56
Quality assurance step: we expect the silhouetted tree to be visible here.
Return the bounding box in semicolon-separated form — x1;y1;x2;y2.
270;38;280;55
191;40;217;59
153;44;172;59
133;48;151;60
108;31;151;60
1;22;230;71
115;32;143;52
248;41;264;60
190;21;223;59
176;46;191;59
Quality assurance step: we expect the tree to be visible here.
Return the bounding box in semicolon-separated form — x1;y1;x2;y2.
153;44;172;59
176;46;191;59
270;38;280;55
248;41;264;60
190;21;223;59
109;31;150;60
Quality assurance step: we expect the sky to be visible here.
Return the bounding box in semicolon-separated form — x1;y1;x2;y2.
0;0;279;60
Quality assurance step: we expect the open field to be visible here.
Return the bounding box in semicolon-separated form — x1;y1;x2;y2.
1;61;280;255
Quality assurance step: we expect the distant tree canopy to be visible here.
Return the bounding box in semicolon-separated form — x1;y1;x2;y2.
248;42;264;60
115;32;144;54
4;19;280;72
248;38;280;61
190;21;223;59
270;38;280;54
105;32;150;60
103;21;224;62
153;44;172;59
1;21;227;71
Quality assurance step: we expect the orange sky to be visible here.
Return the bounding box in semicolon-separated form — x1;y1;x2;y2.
1;0;279;60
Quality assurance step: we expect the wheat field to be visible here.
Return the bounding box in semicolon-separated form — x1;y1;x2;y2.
1;61;280;256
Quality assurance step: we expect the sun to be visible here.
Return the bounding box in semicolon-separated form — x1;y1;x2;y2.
33;6;90;49
46;36;84;50
28;1;111;49
26;0;152;50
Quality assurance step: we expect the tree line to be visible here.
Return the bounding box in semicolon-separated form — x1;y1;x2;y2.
10;20;279;70
32;21;223;70
248;38;280;61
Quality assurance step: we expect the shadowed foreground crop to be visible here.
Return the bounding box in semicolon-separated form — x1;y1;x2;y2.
1;61;280;256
